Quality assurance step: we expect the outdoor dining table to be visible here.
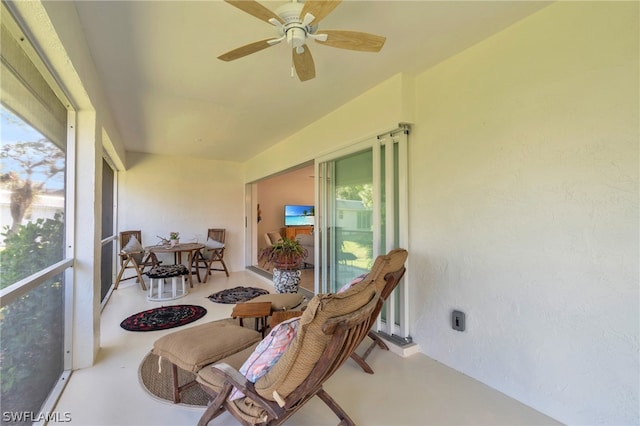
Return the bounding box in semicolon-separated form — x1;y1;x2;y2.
146;242;205;287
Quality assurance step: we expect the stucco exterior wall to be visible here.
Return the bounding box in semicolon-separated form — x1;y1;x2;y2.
409;2;638;424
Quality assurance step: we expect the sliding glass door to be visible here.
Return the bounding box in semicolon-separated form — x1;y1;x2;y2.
317;128;410;340
318;149;374;293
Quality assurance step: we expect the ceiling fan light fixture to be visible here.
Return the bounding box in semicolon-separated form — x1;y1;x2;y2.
287;27;307;49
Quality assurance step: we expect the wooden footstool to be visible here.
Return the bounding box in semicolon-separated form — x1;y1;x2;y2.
152;320;262;403
231;301;272;337
246;292;305;313
238;292;306;334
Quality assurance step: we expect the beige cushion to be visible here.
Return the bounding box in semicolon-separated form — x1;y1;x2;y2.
248;293;304;312
196;345;270;424
230;396;275;424
196;344;258;390
267;232;282;245
152;320;262;373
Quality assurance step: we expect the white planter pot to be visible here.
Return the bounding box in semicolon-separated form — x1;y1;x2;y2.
273;268;301;294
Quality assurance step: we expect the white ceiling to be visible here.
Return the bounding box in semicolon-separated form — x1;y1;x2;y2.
73;1;549;162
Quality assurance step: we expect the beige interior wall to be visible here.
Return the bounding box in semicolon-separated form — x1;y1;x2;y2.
118;152;246;272
255;164;315;254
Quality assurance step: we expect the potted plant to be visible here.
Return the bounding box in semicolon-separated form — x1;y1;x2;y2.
169;231;180;247
259;237;308;293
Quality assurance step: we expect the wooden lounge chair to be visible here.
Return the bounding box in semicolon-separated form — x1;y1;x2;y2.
195;248;408;426
196;288;381;426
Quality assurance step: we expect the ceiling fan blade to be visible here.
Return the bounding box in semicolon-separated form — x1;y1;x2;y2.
300;0;342;25
315;30;386;52
292;46;316;82
218;38;278;62
224;0;284;24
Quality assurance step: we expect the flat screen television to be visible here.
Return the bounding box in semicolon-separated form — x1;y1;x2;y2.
284;204;315;226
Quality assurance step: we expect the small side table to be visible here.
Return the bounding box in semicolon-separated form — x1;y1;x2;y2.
146;264;189;302
231;302;272;337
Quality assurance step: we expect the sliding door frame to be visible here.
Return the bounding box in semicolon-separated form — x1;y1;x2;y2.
316;138;373;294
316;126;410;341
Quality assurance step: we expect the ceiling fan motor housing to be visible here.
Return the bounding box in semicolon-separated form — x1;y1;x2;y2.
276;2;315;49
287;27;306;49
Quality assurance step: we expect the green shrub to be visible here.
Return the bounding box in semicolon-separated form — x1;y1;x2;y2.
1;213;64;289
0;213;65;417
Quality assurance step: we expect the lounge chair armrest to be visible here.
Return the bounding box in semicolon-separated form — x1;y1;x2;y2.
210;363;281;419
211;363;248;387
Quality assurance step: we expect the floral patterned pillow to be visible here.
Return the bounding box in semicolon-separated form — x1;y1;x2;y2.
230;316;300;400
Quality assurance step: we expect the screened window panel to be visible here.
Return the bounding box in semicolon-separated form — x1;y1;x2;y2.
0;274;66;417
0;105;66;284
101;159;115;301
0;24;67;149
0;7;70;418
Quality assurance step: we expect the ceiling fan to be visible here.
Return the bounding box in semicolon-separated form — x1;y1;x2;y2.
218;0;386;82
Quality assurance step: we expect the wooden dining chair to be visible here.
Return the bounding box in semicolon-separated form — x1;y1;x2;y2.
114;230;159;290
192;228;229;282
